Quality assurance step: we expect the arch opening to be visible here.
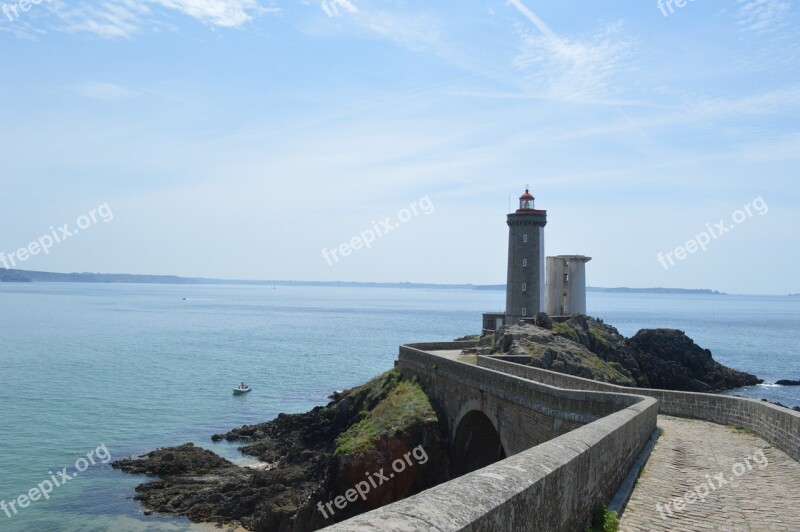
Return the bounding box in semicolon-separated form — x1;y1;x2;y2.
451;410;506;477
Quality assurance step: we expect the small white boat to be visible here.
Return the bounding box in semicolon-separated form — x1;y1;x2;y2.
233;385;251;395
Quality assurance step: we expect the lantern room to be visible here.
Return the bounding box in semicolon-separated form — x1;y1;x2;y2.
517;187;535;212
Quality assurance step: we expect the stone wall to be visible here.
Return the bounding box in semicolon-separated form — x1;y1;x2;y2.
324;343;658;531
480;355;800;463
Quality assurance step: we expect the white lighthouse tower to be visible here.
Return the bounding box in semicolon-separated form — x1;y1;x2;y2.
545;255;592;316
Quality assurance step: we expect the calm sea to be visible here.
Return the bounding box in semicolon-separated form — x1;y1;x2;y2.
0;283;797;531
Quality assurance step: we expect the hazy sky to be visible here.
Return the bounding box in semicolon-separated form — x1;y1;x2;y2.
1;1;798;294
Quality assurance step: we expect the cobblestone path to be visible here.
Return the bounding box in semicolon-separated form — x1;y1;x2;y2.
620;415;800;532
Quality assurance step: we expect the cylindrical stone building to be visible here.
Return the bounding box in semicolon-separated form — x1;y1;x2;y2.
545;255;592;316
505;188;547;321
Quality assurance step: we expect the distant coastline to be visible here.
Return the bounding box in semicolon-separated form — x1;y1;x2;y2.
1;268;729;295
587;287;726;295
0;268;471;289
474;285;727;295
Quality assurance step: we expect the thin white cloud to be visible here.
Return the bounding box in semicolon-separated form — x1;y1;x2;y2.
321;0;358;18
0;20;46;40
355;9;439;52
53;0;149;38
68;82;141;101
509;1;636;103
152;0;272;28
507;0;557;40
48;0;275;38
303;0;439;52
737;0;792;33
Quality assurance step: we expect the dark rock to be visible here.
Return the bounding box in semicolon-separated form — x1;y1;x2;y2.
629;329;761;392
116;372;450;531
489;315;762;392
112;443;234;476
533;312;552;329
776;379;800;386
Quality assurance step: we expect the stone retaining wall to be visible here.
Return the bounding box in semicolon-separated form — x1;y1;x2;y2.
481;355;800;463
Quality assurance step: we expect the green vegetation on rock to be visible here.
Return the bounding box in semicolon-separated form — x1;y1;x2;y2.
550;320;574;337
334;373;437;457
730;424;757;436
585;506;619;532
492;318;636;386
479;331;495;347
589;326;616;347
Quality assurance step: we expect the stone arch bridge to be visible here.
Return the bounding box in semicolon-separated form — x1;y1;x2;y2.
397;342;648;479
325;341;800;532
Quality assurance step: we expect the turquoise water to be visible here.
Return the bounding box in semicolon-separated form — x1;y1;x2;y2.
0;284;797;531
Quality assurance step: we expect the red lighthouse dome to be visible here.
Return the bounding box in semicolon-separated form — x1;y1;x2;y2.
517;187;535;212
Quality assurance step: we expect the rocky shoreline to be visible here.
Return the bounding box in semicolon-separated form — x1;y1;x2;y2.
113;316;768;531
113;370;449;531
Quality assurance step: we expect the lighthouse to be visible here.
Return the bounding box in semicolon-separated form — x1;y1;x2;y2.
505;187;547;321
482;187;547;331
482;187;592;331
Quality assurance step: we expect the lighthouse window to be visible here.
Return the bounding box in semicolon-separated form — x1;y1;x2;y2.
523;259;528;268
523;234;528;243
522;283;527;292
522;307;527;316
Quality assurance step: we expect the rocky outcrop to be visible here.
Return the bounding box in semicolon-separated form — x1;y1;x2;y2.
776;379;800;386
489;315;761;392
628;328;762;391
113;443;233;476
491;321;635;385
113;371;449;531
112;451;254;524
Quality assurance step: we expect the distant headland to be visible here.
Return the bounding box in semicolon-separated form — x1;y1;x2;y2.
0;268;728;295
587;286;726;295
474;285;726;295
